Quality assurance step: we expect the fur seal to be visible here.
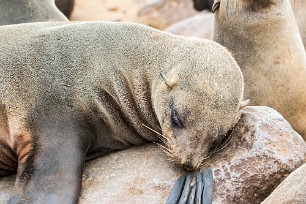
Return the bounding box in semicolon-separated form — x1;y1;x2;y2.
0;21;244;203
212;0;306;139
193;0;214;11
55;0;74;18
0;0;67;26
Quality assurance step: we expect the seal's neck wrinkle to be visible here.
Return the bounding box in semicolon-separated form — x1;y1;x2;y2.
111;68;160;142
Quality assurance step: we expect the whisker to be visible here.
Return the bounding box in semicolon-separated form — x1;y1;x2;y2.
212;135;233;154
200;161;208;168
202;153;214;160
142;123;166;141
154;142;172;153
211;130;234;154
211;127;235;154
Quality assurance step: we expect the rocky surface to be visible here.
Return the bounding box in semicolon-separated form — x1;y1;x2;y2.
0;106;305;203
165;11;213;39
261;162;306;204
70;0;151;23
137;0;198;29
208;106;306;203
79;145;184;204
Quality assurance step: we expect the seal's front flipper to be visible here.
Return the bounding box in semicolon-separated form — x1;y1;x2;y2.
8;115;93;204
166;168;213;204
178;174;193;204
195;171;204;203
202;169;213;204
166;175;187;204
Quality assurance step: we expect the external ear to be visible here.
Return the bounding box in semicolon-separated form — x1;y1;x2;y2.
160;71;178;90
239;99;250;109
212;0;220;13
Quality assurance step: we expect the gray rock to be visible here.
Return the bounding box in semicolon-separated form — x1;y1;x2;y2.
138;0;198;29
261;162;306;204
0;106;305;203
165;12;213;39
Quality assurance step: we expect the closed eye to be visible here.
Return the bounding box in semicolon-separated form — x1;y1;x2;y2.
169;97;185;128
171;109;184;128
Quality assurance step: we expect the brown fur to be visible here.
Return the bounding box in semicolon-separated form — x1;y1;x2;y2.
55;0;74;18
0;21;244;202
213;0;306;139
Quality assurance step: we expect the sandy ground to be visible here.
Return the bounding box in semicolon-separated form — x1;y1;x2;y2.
70;0;150;24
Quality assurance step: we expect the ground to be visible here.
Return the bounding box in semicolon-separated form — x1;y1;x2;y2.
70;0;151;24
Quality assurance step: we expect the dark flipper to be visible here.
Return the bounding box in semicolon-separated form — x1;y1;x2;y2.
166;175;187;204
202;169;213;204
178;174;193;204
192;0;214;11
8;112;93;204
195;171;204;204
166;168;213;204
187;185;196;204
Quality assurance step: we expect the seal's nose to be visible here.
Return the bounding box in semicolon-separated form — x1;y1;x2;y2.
181;161;196;171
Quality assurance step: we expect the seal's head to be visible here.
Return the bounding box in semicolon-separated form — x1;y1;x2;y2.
212;0;289;29
153;39;245;171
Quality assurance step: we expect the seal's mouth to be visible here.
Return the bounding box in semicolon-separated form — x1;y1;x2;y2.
207;128;234;157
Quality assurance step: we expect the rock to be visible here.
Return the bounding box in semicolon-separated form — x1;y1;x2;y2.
138;0;198;29
0;106;305;203
261;162;306;204
70;0;147;23
80;145;184;203
165;11;213;39
208;106;306;203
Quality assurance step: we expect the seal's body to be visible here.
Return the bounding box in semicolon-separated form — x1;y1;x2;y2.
192;0;214;11
0;0;67;26
55;0;74;18
0;22;244;203
213;0;306;139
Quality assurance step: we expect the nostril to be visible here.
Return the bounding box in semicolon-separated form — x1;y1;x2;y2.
182;161;195;171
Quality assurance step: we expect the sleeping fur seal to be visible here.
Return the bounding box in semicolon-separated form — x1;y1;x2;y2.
212;0;306;139
0;0;67;26
0;21;244;203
